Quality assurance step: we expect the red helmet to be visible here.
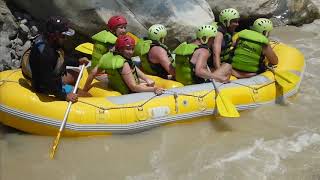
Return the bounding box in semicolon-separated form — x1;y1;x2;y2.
107;15;127;30
115;35;135;50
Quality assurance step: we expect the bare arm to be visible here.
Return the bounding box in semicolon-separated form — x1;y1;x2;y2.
192;49;215;79
149;46;175;76
212;32;224;68
83;66;103;91
122;63;158;93
136;66;154;83
263;44;278;65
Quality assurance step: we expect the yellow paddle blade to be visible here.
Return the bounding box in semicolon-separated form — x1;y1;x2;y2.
216;93;240;118
75;42;94;55
126;32;139;45
274;71;300;88
50;131;61;159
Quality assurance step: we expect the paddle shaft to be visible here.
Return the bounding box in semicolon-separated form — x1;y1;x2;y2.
59;64;85;130
50;64;85;159
266;66;292;83
206;66;220;94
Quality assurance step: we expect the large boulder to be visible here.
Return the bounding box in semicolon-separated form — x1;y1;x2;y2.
0;0;18;71
207;0;320;26
8;0;215;47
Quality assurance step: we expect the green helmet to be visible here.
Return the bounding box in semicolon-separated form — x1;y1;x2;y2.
196;25;218;44
252;18;273;36
148;24;167;43
219;8;240;27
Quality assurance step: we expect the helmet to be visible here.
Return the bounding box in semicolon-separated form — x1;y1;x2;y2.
196;25;217;44
252;18;273;36
115;35;135;50
219;8;240;27
148;24;167;42
46;16;74;36
107;15;127;31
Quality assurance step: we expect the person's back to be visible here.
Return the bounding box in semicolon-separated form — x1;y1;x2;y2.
29;35;64;95
134;24;175;79
29;16;78;100
27;16;90;102
230;18;278;78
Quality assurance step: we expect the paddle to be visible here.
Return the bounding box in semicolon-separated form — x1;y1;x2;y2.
75;42;94;55
49;64;85;159
266;66;300;88
207;67;240;118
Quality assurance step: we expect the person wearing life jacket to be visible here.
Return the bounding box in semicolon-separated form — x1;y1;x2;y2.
212;8;240;69
230;18;278;78
134;24;175;79
174;25;231;85
24;16;91;102
84;15;128;87
90;15;128;68
83;35;164;95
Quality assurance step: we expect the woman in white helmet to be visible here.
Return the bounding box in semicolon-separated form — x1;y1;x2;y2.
212;8;240;70
174;25;231;85
230;18;278;78
134;24;175;79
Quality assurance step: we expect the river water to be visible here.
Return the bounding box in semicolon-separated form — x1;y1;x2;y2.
1;20;320;180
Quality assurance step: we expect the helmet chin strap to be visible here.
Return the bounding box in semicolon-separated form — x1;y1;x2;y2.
160;38;165;44
200;37;209;44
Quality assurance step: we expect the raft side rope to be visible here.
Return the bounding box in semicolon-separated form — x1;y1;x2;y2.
78;88;217;113
230;80;275;103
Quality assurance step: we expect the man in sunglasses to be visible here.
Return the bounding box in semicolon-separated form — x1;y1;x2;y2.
28;16;90;102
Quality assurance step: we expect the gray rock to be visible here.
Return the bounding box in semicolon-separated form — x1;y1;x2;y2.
9;49;18;59
288;0;320;25
16;42;30;57
207;0;319;26
13;38;23;46
30;25;38;35
20;18;27;24
9;0;214;47
12;59;21;68
8;30;18;40
19;23;30;33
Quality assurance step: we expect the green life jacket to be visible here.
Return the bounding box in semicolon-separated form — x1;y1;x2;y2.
91;30;117;68
134;39;173;78
231;29;269;73
173;42;208;85
98;52;139;94
218;25;233;62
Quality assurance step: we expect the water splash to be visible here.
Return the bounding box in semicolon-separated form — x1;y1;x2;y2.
202;131;320;178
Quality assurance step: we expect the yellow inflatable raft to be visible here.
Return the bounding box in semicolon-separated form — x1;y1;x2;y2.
0;42;305;136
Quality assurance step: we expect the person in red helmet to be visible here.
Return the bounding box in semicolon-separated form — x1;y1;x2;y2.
84;15;129;91
107;15;127;36
84;35;164;95
24;16;91;102
90;15;128;68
